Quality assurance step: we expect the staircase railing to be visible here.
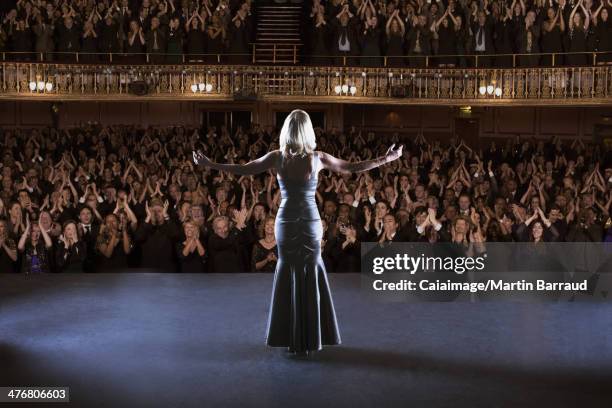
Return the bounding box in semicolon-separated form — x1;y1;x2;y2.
251;44;302;64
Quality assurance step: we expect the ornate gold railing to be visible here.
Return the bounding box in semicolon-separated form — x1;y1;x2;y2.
1;62;611;105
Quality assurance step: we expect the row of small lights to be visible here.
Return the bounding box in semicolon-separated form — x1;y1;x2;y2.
330;71;503;97
334;84;357;95
29;81;54;92
478;82;502;97
25;72;501;97
190;83;214;93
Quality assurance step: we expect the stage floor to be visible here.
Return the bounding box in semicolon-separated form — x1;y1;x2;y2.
1;273;611;408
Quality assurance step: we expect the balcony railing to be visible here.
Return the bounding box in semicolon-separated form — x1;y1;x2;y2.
2;50;612;68
1;56;611;105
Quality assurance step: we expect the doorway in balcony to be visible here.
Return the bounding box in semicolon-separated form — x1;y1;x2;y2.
594;123;612;148
202;111;252;134
454;117;480;149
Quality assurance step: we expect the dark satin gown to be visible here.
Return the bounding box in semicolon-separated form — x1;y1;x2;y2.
265;153;341;352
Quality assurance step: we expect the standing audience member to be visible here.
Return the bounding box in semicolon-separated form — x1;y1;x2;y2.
177;221;206;272
134;199;181;272
251;216;278;272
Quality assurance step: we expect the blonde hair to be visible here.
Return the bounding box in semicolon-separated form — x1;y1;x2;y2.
279;109;316;158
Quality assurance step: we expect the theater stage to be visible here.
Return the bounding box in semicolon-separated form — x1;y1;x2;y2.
1;273;611;408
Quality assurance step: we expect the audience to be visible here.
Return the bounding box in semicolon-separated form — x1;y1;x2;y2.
1;0;610;66
0;123;611;273
0;0;254;63
304;0;612;67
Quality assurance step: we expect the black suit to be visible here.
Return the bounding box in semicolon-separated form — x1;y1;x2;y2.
207;228;248;273
80;223;100;272
380;230;407;242
405;26;431;67
330;18;360;65
134;220;181;272
56;22;81;62
471;19;495;67
404;224;429;242
146;27;167;63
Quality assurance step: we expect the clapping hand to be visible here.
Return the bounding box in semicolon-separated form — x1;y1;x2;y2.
145;200;152;223
162;200;169;219
59;234;69;249
232;208;248;229
266;252;277;262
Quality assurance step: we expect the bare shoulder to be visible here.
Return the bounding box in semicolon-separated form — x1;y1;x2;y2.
269;149;282;163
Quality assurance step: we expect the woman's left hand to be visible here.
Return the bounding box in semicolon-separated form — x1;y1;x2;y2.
385;144;404;162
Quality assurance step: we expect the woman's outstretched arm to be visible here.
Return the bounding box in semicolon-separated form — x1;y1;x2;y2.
193;150;280;175
318;144;403;174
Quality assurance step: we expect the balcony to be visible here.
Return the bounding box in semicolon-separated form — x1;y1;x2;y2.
1;52;611;106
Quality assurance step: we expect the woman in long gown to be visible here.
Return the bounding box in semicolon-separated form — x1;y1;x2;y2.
227;18;250;65
310;13;330;66
432;9;457;67
125;21;146;64
206;15;226;64
193;109;403;355
494;6;515;67
566;1;590;66
185;12;206;62
81;21;99;63
166;17;184;64
541;7;565;67
385;11;405;67
593;5;612;63
360;16;383;67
